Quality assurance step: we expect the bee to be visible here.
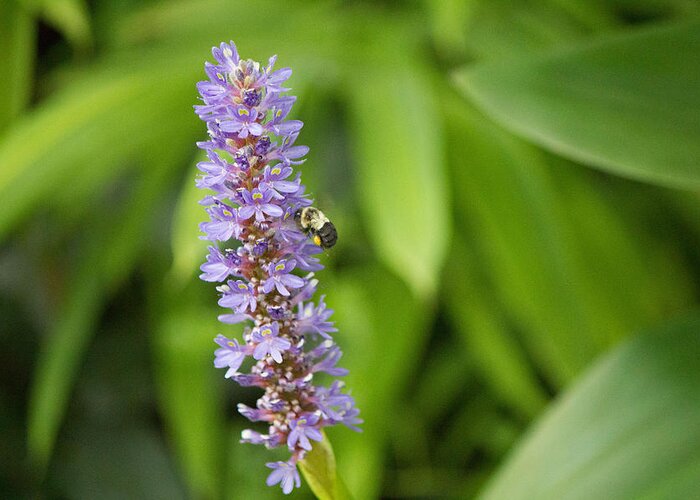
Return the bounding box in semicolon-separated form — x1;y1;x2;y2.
295;206;338;249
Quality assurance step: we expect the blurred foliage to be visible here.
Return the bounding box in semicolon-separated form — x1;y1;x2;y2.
2;0;700;498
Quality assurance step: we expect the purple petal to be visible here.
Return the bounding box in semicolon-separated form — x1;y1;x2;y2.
306;427;323;441
220;120;243;133
218;313;248;324
261;204;284;217
237;206;255;220
249;122;264;136
266;467;286;486
253;343;268;360
270;347;283;363
280;274;305;289
275;281;290;296
273;180;299;193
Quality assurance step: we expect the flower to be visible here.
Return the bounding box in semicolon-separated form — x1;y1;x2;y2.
220;105;265;138
237;187;284;222
251;322;291;363
287;413;323;451
195;40;360;495
262;259;305;296
297;296;337;339
213;335;246;378
199;246;241;282
266;461;301;495
218;280;257;314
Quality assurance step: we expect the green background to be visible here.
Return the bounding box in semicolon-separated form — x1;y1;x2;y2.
2;0;700;498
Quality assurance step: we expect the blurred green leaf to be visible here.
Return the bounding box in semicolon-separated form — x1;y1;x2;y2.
151;288;226;500
444;94;692;386
345;25;450;300
0;62;197;243
461;0;598;61
444;237;548;419
168;156;208;287
20;0;92;51
479;313;700;499
110;0;342;85
412;341;475;424
226;426;314;499
0;0;35;131
327;264;431;499
425;0;473;60
27;153;175;471
300;431;350;500
455;20;700;189
52;426;186;500
445;98;597;385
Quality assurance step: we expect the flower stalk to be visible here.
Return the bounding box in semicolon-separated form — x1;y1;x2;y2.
194;41;361;495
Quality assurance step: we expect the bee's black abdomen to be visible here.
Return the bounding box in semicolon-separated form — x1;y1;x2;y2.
318;222;337;248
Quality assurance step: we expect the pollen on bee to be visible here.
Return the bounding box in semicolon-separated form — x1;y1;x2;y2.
313;235;322;246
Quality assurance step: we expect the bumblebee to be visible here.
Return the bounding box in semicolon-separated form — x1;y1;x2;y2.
295;207;337;249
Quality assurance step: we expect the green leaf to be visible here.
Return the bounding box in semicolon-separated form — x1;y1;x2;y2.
345;26;450;300
444;236;548;419
0;0;35;131
225;427;285;499
443;94;694;386
168;155;208;287
478;313;700;499
455;20;700;189
27;154;174;471
19;0;92;51
51;426;187;500
151;288;226;500
300;431;350;500
424;0;473;60
0;61;198;243
458;0;614;62
327;264;431;499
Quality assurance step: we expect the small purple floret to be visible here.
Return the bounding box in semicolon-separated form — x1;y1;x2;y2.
287;413;323;451
266;461;301;495
251;322;291;363
262;259;305;296
213;335;246;378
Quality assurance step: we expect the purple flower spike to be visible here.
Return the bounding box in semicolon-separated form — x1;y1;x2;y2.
195;41;360;494
266;461;301;495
